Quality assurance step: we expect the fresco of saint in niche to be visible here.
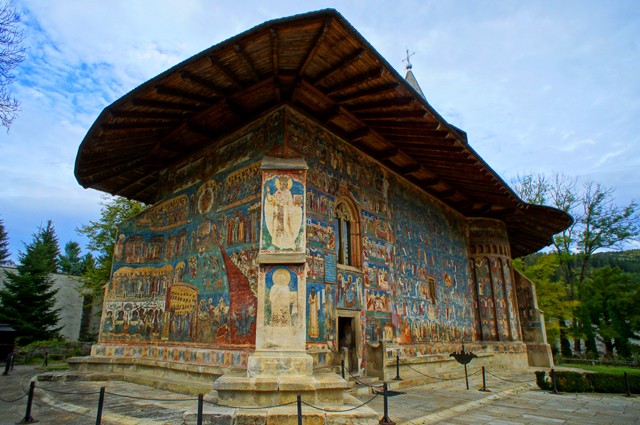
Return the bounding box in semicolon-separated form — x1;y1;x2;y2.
265;266;299;327
262;174;304;251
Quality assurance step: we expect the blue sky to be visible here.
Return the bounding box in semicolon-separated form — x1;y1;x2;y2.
1;0;639;261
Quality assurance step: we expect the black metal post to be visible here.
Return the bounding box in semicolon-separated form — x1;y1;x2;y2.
464;364;469;390
479;366;488;392
95;386;105;425
551;369;558;394
394;352;401;381
42;352;48;367
341;359;345;379
297;394;302;425
197;393;204;425
19;381;37;423
624;372;632;397
378;382;396;425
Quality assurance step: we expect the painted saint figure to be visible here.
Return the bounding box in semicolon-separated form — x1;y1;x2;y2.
268;268;296;327
308;287;320;338
264;175;302;250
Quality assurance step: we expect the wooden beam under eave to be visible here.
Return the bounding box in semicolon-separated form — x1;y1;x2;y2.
109;109;188;120
101;121;176;131
346;97;414;113
179;70;231;97
375;147;398;160
111;169;159;198
233;44;261;82
347;127;370;141
370;121;441;132
80;156;150;186
355;109;427;120
324;68;384;96
312;47;366;85
132;98;203;112
209;56;244;90
398;163;421;175
332;82;399;103
270;29;281;101
299;17;333;76
154;85;220;105
376;128;449;139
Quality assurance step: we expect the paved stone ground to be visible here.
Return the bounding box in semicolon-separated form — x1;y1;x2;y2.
0;364;638;424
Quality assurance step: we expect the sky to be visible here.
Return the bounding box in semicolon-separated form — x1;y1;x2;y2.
1;0;639;262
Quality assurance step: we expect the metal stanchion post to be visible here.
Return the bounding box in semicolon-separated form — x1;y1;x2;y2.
297;394;302;425
464;364;469;390
551;369;558;394
479;366;489;392
18;381;38;423
341;359;345;379
624;372;632;397
197;393;204;425
95;386;105;425
394;352;401;381
378;382;396;425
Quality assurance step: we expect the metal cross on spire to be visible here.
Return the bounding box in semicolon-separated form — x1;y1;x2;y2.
402;47;415;70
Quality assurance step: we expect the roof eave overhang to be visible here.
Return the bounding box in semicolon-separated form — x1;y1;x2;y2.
75;8;572;256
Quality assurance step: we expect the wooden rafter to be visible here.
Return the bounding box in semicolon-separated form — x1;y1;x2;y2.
233;44;260;82
299;17;333;76
209;56;244;89
179;70;231;96
154;85;219;105
312;47;365;84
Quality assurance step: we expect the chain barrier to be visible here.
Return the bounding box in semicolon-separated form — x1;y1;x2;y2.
205;399;297;410
36;385;102;396
485;370;533;383
301;392;380;413
400;359;481;381
347;369;383;388
104;390;198;402
0;392;29;403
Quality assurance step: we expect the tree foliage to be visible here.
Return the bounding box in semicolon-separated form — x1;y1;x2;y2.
0;221;62;344
0;216;9;265
512;172;640;357
58;241;92;276
582;266;640;357
77;196;145;295
0;1;26;130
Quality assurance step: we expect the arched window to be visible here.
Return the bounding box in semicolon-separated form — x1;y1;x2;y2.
334;198;360;267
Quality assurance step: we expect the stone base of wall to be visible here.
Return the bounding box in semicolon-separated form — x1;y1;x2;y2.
525;343;554;368
381;342;531;383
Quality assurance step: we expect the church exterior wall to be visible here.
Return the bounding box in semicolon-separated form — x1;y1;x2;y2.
91;107;539;376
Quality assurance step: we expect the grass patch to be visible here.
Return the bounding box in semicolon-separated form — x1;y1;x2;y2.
558;363;640;375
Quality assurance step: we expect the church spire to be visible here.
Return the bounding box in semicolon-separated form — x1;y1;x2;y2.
403;47;426;99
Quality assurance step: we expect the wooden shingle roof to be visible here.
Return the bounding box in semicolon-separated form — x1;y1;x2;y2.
75;9;571;257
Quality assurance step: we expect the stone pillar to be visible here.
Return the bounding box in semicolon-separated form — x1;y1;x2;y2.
213;156;351;409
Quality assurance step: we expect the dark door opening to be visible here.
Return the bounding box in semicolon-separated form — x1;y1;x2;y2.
338;316;357;372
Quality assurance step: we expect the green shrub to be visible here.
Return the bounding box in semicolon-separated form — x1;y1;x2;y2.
535;371;551;390
535;370;640;394
556;371;593;392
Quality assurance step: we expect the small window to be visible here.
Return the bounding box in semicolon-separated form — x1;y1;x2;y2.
335;199;360;267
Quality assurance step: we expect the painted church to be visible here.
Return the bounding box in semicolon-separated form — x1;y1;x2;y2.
74;9;571;387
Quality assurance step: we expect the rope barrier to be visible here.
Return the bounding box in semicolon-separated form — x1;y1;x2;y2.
301;392;380;413
485;370;532;383
205;399;297;410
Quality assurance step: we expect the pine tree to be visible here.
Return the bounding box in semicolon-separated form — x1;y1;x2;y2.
0;217;9;266
59;241;84;275
0;221;62;344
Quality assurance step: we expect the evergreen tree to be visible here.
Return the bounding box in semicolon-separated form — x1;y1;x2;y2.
58;241;85;275
0;216;9;265
0;222;62;343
